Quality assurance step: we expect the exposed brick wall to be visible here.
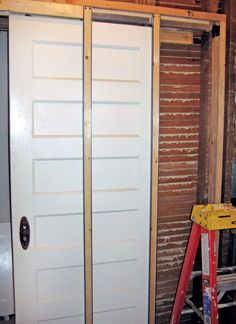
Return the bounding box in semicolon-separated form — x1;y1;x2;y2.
197;33;212;204
156;42;201;323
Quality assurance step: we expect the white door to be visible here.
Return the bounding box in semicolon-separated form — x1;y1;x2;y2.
92;22;152;324
10;15;152;324
10;15;85;324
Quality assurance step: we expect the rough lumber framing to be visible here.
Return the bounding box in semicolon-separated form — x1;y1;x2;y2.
208;20;226;204
0;1;227;323
218;20;227;200
149;14;160;324
0;0;83;18
69;0;224;21
208;36;221;203
208;20;226;262
83;6;93;324
0;0;225;22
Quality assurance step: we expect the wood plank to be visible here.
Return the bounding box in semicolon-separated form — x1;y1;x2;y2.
0;0;226;23
208;20;226;264
161;29;193;44
208;21;226;203
149;13;160;324
0;0;83;18
217;20;226;200
83;6;93;324
70;0;225;21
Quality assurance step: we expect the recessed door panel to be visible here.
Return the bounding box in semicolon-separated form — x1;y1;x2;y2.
92;22;152;324
10;15;151;324
9;15;84;324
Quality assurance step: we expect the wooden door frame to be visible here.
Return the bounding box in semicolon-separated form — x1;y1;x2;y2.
0;1;226;323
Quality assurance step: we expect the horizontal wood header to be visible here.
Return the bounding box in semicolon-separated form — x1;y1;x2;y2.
0;0;83;18
79;0;225;22
0;0;226;25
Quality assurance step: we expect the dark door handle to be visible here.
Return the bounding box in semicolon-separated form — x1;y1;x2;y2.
20;217;30;250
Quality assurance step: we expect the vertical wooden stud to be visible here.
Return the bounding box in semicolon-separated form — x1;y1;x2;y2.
208;21;226;261
83;6;93;324
217;20;226;200
149;13;160;324
208;36;220;202
208;20;226;204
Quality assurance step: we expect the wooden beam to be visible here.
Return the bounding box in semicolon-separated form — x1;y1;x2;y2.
149;13;160;324
0;0;226;23
208;21;226;262
83;6;93;324
208;21;226;203
208;37;220;202
69;0;225;22
161;29;193;45
217;20;226;200
0;0;83;18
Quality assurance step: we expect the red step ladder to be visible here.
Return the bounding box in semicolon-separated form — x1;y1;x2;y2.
170;204;236;324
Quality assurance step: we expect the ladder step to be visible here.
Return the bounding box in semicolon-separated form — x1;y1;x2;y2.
217;273;236;292
170;205;236;324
